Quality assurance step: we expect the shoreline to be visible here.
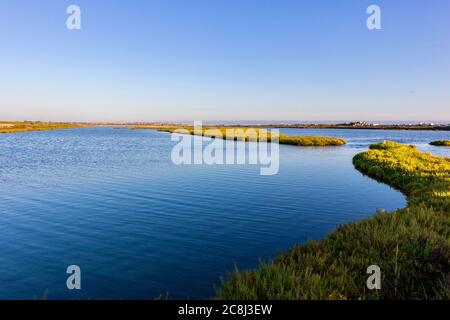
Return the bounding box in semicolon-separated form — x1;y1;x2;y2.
216;141;449;299
430;140;450;147
0;122;89;134
138;125;347;147
129;123;450;131
253;124;450;131
2;121;450;133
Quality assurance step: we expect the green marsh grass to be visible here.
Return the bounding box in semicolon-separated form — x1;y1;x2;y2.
0;121;84;134
430;140;450;147
134;125;346;147
215;141;450;299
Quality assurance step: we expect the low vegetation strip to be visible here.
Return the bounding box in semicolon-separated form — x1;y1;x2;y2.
354;141;450;210
134;125;346;146
0;121;84;134
215;141;450;299
430;140;450;147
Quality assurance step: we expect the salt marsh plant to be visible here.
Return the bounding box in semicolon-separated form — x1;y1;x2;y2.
430;140;450;147
0;121;84;134
134;125;346;147
216;142;450;300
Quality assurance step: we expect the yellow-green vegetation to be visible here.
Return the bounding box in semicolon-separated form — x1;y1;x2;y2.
216;141;450;299
0;121;84;134
430;140;450;147
134;125;346;146
278;135;346;146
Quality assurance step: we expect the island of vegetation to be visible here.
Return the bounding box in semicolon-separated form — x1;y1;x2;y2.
134;125;347;147
430;140;450;147
0;121;86;134
215;141;450;299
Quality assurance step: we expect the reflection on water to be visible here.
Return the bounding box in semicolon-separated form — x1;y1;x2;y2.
0;127;447;299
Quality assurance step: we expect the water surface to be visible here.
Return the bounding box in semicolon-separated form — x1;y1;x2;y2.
0;127;447;299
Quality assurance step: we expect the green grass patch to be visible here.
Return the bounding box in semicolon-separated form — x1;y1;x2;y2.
0;121;85;134
134;125;346;147
215;141;450;299
430;140;450;147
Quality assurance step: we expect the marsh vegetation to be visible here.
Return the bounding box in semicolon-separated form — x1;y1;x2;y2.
430;140;450;147
216;141;450;299
134;125;346;147
0;121;85;134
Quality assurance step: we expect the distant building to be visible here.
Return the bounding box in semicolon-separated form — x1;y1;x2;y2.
348;121;370;127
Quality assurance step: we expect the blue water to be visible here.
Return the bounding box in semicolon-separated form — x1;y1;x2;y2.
0;127;448;299
278;128;450;157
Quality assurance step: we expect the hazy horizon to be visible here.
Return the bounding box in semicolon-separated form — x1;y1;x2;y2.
1;115;448;124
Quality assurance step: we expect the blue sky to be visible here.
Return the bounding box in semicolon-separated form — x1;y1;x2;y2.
0;0;449;122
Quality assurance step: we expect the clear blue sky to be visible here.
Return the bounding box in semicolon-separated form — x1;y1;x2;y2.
0;0;449;122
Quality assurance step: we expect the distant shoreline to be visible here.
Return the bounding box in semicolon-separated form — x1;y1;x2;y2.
125;123;450;131
1;121;450;134
0;121;87;134
246;124;450;131
211;124;450;131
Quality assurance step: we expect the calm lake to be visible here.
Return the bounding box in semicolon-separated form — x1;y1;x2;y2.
0;127;448;299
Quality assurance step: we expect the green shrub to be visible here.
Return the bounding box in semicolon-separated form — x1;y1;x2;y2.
430;140;450;147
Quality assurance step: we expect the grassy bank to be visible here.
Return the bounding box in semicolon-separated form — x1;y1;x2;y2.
215;141;449;299
430;140;450;147
0;121;84;134
134;125;346;146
